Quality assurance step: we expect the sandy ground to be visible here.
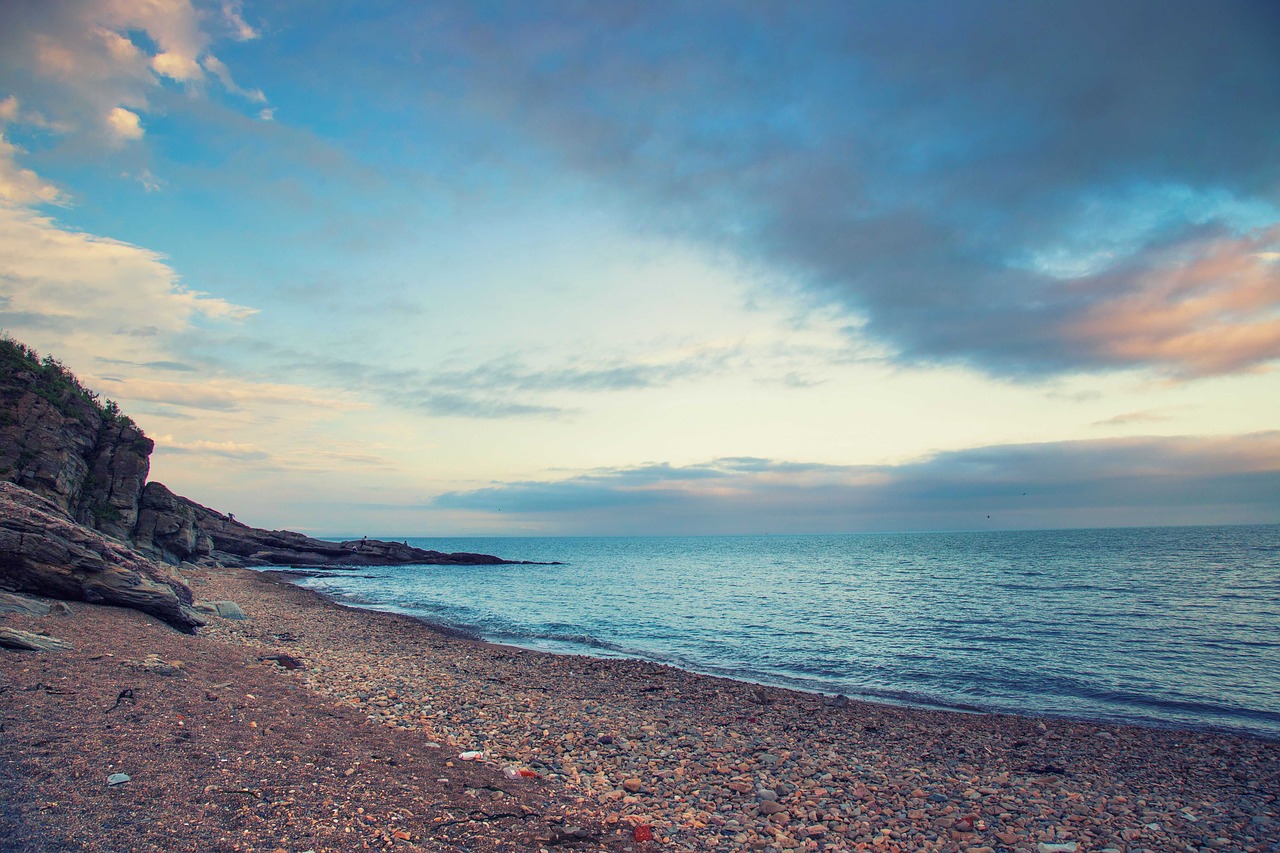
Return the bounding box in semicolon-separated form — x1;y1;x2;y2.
2;564;1277;853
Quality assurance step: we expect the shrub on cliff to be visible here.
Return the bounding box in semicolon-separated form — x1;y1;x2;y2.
0;334;137;429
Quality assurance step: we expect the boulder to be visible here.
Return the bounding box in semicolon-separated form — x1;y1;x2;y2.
0;481;204;633
0;591;53;616
194;600;247;620
133;481;216;565
0;627;69;652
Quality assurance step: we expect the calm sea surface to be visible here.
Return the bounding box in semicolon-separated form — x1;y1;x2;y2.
285;526;1280;738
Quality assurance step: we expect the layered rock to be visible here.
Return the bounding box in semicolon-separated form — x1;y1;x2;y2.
134;481;515;568
0;343;152;540
74;417;153;540
0;482;204;633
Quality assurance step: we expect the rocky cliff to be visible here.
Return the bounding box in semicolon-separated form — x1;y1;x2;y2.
0;341;152;541
1;333;519;604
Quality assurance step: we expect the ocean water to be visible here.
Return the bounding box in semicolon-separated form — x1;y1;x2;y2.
286;526;1280;739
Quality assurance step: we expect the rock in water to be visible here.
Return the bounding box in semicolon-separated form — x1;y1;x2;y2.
0;481;204;633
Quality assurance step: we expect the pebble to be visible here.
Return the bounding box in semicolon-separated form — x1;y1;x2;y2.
191;566;1280;853
106;773;130;786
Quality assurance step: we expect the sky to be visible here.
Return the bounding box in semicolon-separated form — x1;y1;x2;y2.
0;0;1278;536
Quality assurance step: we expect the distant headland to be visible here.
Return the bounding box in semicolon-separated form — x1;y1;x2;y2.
0;336;527;631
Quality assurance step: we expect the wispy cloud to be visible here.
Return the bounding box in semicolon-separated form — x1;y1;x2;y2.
93;376;369;415
1090;408;1179;428
252;342;752;419
96;356;197;373
0;131;64;205
155;437;270;461
220;1;260;43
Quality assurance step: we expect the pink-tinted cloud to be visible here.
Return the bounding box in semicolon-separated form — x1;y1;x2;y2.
1064;227;1280;376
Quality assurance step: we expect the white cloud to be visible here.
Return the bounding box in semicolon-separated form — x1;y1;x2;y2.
0;98;65;204
98;27;143;64
0;134;65;205
220;1;260;42
151;50;203;82
203;54;266;103
154;436;270;460
0;95;74;134
0;206;255;366
2;0;268;147
101;0;208;84
106;105;143;142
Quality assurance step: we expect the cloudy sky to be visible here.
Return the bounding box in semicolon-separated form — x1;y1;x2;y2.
1;0;1277;536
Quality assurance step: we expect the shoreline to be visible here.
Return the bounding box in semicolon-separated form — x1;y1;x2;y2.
3;563;1278;852
268;569;1280;745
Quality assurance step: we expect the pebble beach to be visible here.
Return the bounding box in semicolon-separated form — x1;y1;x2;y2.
3;564;1278;852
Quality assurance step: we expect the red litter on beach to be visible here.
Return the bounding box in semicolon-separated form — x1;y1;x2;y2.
633;825;653;842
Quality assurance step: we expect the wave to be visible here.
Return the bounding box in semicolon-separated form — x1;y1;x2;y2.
488;626;631;655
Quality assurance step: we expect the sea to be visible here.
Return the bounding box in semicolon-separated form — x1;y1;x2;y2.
280;525;1280;739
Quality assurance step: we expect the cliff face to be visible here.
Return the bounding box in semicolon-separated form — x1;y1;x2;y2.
0;347;152;541
0;338;516;591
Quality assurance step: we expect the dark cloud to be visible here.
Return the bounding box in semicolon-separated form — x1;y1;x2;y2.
414;391;565;419
405;1;1280;378
96;356;197;372
0;310;74;331
431;433;1280;534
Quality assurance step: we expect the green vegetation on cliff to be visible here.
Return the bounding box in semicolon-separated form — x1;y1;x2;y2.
0;334;136;429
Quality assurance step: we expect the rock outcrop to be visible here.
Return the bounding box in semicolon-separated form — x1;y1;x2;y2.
0;342;152;541
0;337;525;631
0;481;204;632
132;481;517;568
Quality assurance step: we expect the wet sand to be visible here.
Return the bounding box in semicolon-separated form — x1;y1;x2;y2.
2;564;1277;852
